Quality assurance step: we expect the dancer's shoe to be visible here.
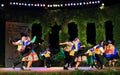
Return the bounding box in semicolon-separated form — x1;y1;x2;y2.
12;64;15;70
20;66;25;70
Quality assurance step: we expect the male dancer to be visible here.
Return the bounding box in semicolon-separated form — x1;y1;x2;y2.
94;41;105;69
74;38;86;70
59;41;73;70
41;48;51;68
104;40;119;67
12;35;27;70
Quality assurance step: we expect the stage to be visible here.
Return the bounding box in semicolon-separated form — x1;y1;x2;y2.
0;67;118;72
0;67;98;72
0;67;120;75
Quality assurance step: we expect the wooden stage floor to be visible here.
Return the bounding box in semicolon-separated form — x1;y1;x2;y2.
0;66;119;73
0;67;94;72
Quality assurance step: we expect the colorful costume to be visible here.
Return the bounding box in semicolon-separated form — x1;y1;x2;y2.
75;42;87;62
59;41;73;70
22;50;39;61
12;39;26;70
94;43;104;69
41;48;51;67
86;48;95;67
104;44;119;61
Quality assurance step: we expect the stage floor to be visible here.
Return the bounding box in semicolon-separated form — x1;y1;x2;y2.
0;67;119;73
0;67;120;73
0;67;96;72
0;67;119;75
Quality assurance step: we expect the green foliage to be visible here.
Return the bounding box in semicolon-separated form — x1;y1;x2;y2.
59;31;69;42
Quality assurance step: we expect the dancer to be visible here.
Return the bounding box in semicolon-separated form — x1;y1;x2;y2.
21;36;39;70
12;34;28;70
104;40;119;67
41;48;51;68
59;41;73;70
94;41;105;69
12;33;38;70
74;38;86;70
85;47;97;68
69;40;76;68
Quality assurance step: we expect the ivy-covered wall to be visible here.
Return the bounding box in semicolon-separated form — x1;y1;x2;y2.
4;4;120;48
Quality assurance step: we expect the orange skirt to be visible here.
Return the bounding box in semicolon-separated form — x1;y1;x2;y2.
75;56;87;62
22;50;39;61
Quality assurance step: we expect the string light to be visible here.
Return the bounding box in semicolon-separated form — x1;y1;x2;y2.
1;4;4;7
100;3;104;10
8;0;101;8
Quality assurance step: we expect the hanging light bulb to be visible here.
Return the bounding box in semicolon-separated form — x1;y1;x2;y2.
100;3;104;10
1;4;4;7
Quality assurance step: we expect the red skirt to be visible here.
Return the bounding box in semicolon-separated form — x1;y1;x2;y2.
22;50;39;61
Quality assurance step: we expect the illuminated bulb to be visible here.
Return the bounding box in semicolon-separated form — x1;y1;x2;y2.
16;2;18;5
100;3;104;10
102;3;104;6
1;4;4;7
65;4;67;6
19;3;22;5
28;3;30;6
13;2;16;5
98;0;100;3
10;2;12;5
80;3;82;5
60;4;63;7
43;4;45;7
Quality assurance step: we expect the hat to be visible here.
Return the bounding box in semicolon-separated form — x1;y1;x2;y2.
74;37;78;41
107;40;112;44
